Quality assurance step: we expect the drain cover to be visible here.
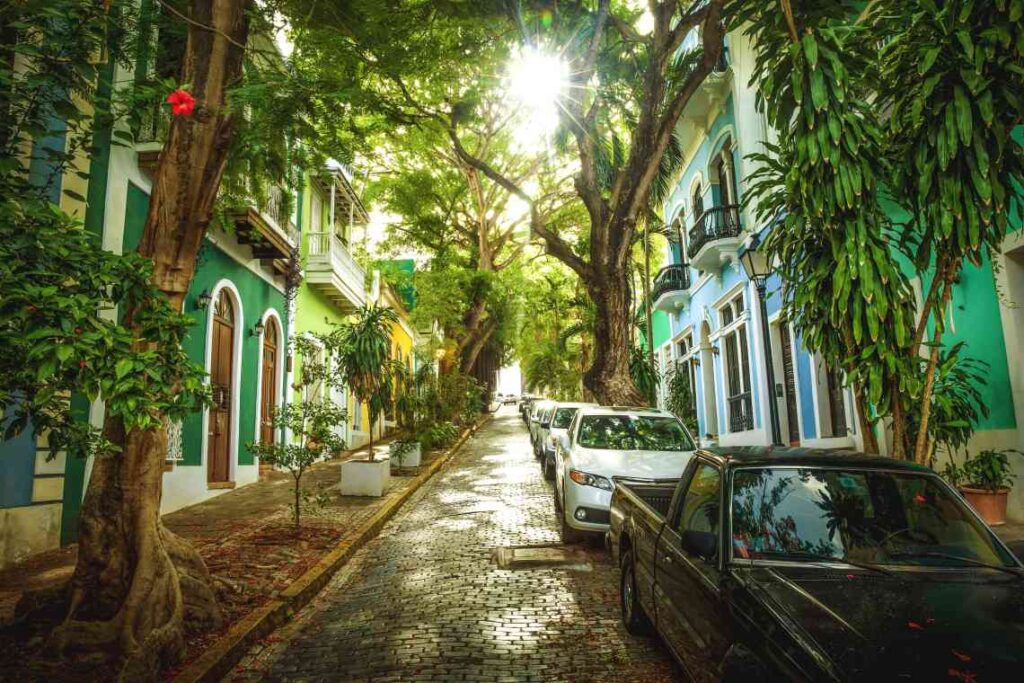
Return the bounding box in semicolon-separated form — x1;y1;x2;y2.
492;544;591;570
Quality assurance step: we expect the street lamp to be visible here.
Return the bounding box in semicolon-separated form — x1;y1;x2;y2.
739;233;783;446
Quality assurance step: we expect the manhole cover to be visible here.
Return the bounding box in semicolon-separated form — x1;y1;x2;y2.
492;544;592;570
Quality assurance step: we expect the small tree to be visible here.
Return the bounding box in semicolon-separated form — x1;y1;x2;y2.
325;304;399;460
248;400;345;528
666;361;699;437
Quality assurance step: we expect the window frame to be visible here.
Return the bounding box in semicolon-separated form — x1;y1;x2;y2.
717;293;753;433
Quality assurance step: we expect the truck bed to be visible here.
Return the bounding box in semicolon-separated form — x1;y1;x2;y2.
616;481;677;519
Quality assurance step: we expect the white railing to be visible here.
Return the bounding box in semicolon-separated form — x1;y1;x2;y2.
307;231;367;300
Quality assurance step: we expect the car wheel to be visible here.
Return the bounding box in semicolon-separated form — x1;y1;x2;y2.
543;455;555;481
620;549;652;635
553;484;562;512
559;504;585;545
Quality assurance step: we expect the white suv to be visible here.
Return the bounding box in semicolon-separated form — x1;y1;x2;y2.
554;406;695;544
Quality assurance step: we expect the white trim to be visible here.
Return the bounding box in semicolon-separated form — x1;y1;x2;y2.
706;126;736;174
253;308;285;446
201;279;244;485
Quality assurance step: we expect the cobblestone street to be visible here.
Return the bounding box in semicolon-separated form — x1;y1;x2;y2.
230;408;683;682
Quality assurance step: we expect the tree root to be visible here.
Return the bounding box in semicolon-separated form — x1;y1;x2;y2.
45;523;221;681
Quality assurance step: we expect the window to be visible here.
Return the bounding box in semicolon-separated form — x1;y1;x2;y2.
719;294;752;432
677;463;721;553
691;182;705;219
730;467;1016;567
552;407;579;430
311;192;323;232
577;415;695;451
712;140;738;207
301;342;326;404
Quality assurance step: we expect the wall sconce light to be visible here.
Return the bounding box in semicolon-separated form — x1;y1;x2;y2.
251;320;265;337
195;290;212;310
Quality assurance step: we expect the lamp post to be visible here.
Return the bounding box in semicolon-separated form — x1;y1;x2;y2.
740;233;783;446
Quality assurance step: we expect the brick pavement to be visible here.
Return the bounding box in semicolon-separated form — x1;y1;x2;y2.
228;409;683;683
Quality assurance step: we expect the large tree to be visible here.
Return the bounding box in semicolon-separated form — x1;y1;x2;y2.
285;0;726;404
446;0;728;404
368;105;530;376
49;2;252;676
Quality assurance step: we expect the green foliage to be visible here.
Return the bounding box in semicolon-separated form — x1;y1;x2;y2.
322;304;399;459
907;343;989;457
943;449;1023;492
876;0;1024;276
739;1;918;429
0;1;208;461
665;361;699;437
629;344;659;407
248;399;346;527
421;421;460;452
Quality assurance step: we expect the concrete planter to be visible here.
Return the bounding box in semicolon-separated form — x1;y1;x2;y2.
390;441;422;468
960;486;1010;526
340;458;390;497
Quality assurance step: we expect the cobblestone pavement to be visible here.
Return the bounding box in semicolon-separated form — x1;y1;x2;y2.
229;408;683;683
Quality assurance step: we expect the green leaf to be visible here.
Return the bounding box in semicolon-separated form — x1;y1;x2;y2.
802;34;819;68
953;86;972;146
919;47;941;74
115;359;133;379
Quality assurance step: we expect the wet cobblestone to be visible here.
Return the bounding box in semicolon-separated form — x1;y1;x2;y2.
229;409;683;683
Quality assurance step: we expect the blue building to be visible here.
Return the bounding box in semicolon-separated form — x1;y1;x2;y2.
651;29;861;452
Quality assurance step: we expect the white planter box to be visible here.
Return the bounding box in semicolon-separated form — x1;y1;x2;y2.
340;458;390;497
390;442;422;468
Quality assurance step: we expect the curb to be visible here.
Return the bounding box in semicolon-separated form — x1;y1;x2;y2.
172;416;491;683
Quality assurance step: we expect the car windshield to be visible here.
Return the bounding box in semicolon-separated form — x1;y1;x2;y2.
730;467;1016;568
576;415;694;451
552;407;578;429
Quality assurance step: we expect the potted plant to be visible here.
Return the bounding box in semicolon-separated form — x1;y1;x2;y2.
326;304;399;497
390;364;434;468
942;449;1021;525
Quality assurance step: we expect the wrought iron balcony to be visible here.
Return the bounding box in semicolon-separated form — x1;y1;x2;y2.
652;264;692;312
688;204;743;272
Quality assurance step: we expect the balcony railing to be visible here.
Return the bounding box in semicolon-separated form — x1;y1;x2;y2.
728;392;754;433
688;204;742;258
306;230;367;311
652;264;692;302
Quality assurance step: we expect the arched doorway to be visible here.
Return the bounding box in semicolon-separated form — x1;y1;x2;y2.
260;316;280;445
208;289;235;484
699;321;719;440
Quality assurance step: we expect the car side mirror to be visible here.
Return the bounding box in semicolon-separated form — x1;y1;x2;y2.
681;529;717;561
541;421;551;429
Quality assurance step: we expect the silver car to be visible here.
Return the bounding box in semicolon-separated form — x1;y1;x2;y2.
528;400;554;455
554;406;695;544
539;402;597;481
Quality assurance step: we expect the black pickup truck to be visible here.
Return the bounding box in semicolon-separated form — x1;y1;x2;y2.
607;447;1024;682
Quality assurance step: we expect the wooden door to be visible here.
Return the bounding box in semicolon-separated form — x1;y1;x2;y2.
208;290;234;483
260;317;279;445
779;324;801;446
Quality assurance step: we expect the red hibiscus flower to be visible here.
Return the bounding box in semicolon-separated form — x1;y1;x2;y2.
166;88;196;116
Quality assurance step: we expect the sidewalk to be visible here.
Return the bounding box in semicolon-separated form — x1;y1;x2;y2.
0;436;459;678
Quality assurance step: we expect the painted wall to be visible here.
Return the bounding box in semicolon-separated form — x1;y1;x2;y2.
120;184;288;512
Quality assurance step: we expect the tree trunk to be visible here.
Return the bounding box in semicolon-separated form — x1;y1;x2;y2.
51;1;249;677
585;271;645;405
461;317;497;376
852;382;879;454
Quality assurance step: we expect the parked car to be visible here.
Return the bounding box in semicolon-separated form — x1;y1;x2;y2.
539;402;597;481
554;406;695;544
529;400;555;456
608;447;1024;683
532;403;557;456
520;396;538;423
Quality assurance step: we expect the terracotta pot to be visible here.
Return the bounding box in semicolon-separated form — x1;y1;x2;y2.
959;486;1010;526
